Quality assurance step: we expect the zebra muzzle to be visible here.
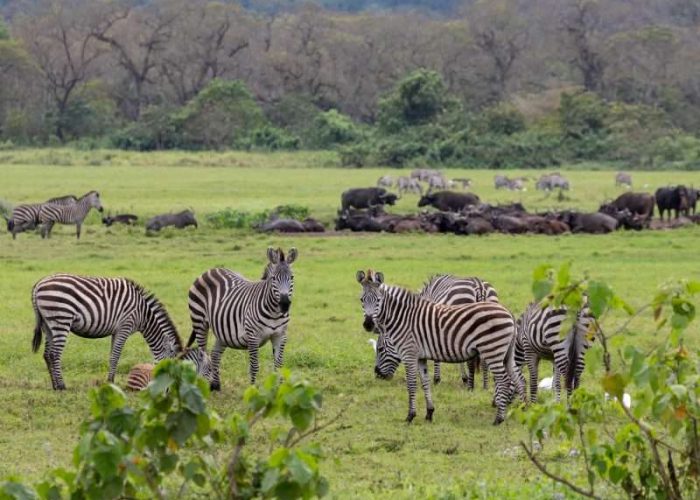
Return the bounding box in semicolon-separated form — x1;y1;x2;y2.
279;296;291;313
363;315;375;332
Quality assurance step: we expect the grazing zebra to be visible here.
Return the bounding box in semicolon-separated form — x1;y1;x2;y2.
125;347;211;391
373;274;499;389
357;270;524;425
187;247;297;390
32;274;185;390
517;301;596;403
6;195;77;239
38;190;103;239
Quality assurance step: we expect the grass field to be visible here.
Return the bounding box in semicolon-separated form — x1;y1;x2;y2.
1;150;699;497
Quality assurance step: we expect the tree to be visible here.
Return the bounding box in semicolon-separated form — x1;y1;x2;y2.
560;0;607;93
13;0;104;141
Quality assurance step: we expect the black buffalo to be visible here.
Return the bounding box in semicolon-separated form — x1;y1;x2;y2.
146;210;198;232
655;186;689;220
340;187;398;212
418;191;480;212
259;218;325;233
558;211;618;234
102;214;138;226
688;188;698;215
599;192;655;222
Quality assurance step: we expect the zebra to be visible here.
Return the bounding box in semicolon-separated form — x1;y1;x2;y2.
38;190;103;239
31;273;185;390
517;300;597;403
357;270;524;425
6;195;77;239
125;347;211;391
187;247;297;390
373;274;499;389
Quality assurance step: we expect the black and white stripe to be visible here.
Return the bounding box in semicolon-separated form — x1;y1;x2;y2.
517;301;596;403
125;347;211;391
39;191;103;239
187;247;297;390
358;270;524;425
32;273;184;390
7;195;77;239
374;275;499;388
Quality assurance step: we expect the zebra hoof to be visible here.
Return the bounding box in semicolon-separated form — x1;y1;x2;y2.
433;376;441;385
492;416;504;426
426;408;434;422
210;382;221;392
491;399;497;408
406;412;416;424
54;383;66;391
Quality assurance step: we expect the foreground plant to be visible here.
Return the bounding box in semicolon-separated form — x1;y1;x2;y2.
1;362;330;499
519;263;699;499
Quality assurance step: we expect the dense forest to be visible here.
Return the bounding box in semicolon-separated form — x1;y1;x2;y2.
1;0;700;168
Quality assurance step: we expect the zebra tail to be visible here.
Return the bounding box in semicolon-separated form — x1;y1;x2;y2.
32;307;43;353
504;329;522;399
565;324;580;394
186;329;197;347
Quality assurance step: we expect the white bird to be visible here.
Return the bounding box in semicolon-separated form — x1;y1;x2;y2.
367;338;377;352
605;392;632;408
538;377;553;390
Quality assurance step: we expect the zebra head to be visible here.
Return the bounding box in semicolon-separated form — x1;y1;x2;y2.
356;269;385;332
374;332;401;379
266;247;297;313
178;347;211;381
83;191;104;213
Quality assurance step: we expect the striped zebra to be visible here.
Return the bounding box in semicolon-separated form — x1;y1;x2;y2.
187;247;297;390
373;274;499;389
357;270;524;425
38;190;103;239
125;347;211;391
32;273;185;390
517;300;596;403
6;195;77;239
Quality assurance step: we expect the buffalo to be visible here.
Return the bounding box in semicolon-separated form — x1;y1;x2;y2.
599;192;654;222
558;211;618;234
258;217;325;233
145;210;198;232
655;186;689;220
688;188;698;215
418;191;480;212
341;187;398;212
102;214;138;227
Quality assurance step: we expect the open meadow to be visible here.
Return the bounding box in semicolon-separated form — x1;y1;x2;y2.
1;150;699;497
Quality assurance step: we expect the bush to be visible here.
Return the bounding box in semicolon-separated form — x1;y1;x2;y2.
243;126;300;151
375;137;428;167
308;110;361;148
265;94;321;142
339;143;372;167
110;106;183;151
480;103;527;135
559;91;609;139
206;205;311;229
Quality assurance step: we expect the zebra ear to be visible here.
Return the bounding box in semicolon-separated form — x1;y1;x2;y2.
286;247;298;265
374;272;384;284
356;270;366;283
267;247;280;264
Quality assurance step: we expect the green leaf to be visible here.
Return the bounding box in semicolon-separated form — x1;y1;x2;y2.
290;408;314;431
287;453;314;484
148;373;173;397
0;481;39;500
556;262;571;289
179;383;206;414
602;373;626;401
608;464;627;484
261;468;280;493
587;281;613;319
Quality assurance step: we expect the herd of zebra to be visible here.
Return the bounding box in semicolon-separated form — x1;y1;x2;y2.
4;191;103;240
29;244;595;426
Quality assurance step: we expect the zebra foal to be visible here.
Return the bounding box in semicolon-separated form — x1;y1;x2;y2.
357;270;524;425
39;190;103;239
187;247;297;390
125;347;211;391
6;195;77;239
373;274;498;389
517;301;597;403
32;274;186;390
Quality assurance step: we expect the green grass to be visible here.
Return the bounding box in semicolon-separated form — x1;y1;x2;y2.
1;150;699;497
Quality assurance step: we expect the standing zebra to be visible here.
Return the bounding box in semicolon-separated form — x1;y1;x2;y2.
357;270;524;425
32;274;186;390
187;247;297;390
6;195;77;239
517;301;597;403
125;347;211;391
373;274;499;389
38;190;103;239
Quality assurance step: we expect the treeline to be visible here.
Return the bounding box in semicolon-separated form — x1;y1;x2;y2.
1;0;700;168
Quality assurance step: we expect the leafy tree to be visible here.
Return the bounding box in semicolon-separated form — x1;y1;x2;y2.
0;362;331;499
308;109;360;148
518;263;700;499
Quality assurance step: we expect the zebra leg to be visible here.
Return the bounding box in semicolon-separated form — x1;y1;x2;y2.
464;359;475;390
490;363;509;425
107;331;131;383
526;354;540;404
553;362;563;403
433;361;441;385
271;332;287;370
42;221;55;239
209;340;226;391
418;359;435;421
247;339;260;385
44;326;68;390
76;223;82;240
404;359;418;423
482;358;489;390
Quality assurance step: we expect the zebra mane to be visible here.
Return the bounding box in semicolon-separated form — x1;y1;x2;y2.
131;282;184;351
422;274;451;290
79;190;99;200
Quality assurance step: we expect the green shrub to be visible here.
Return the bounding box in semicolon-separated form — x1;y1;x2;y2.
308;109;361;148
339;143;372;167
559;91;609;139
480;103;527;135
375;137;428;167
243;125;300;151
266;94;321;142
206;205;311;229
110;106;183;151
